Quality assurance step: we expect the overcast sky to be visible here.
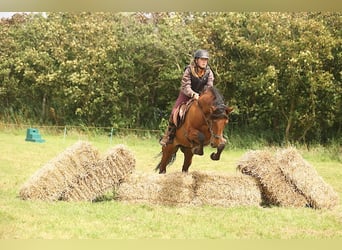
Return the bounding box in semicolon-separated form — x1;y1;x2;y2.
0;12;18;18
0;12;47;18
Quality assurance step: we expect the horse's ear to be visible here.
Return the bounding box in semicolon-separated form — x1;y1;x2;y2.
226;106;234;114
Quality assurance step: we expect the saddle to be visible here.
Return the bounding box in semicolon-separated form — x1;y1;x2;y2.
172;99;194;128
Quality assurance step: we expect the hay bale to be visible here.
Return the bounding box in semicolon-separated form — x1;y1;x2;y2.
19;141;100;201
61;144;136;201
117;171;262;207
116;171;195;206
237;150;308;207
275;147;339;209
191;171;262;207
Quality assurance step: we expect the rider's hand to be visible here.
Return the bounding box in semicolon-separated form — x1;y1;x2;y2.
192;93;199;100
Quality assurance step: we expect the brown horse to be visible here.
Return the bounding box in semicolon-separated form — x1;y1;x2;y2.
156;86;233;174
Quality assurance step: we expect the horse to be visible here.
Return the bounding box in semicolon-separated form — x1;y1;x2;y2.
155;86;233;174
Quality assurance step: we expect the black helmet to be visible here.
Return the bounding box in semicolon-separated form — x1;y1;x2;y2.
194;49;209;59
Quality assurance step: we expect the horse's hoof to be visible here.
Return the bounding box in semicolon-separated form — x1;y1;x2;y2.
194;150;203;155
192;147;203;155
192;148;198;154
210;152;220;161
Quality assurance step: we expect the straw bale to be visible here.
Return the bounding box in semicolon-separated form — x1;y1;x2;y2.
19;141;100;201
61;144;136;201
116;171;195;206
117;171;262;207
237;150;308;207
275;147;339;209
191;171;262;207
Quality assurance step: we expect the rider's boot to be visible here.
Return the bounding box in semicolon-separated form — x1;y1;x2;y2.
159;121;176;146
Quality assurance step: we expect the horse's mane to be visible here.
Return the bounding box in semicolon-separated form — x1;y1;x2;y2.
206;86;228;119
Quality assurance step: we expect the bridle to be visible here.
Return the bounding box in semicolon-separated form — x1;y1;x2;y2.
199;101;227;141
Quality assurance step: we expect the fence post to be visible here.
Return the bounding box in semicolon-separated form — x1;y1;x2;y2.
63;126;67;142
110;127;114;144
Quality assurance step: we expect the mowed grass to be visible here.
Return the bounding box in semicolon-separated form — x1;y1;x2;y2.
0;129;342;239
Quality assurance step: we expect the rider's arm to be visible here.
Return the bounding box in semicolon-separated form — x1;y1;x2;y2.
207;69;214;87
180;67;196;97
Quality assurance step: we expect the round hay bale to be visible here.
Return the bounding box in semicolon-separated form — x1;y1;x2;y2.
237;150;308;207
19;141;100;201
275;147;339;209
191;171;262;207
61;144;136;201
116;171;195;206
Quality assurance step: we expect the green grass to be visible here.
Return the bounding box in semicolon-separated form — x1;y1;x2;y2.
0;129;342;239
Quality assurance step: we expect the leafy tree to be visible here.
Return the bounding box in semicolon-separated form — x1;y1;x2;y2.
189;12;341;144
0;12;340;144
114;12;200;128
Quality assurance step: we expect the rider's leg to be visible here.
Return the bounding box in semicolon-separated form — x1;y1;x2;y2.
160;92;188;147
160;118;176;146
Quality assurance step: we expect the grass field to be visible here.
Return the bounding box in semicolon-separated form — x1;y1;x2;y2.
0;128;341;239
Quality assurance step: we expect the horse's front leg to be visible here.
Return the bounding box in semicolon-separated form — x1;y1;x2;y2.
180;147;194;173
210;144;225;161
190;131;205;155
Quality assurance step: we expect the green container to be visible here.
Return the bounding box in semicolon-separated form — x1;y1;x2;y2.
25;128;45;143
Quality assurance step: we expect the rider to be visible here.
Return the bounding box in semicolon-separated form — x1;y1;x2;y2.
160;49;215;146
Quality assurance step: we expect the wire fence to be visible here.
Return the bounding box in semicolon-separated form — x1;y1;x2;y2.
0;122;162;139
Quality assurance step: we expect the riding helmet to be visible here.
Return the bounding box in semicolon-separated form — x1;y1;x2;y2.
194;49;209;59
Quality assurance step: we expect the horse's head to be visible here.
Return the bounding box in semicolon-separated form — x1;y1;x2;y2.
210;104;233;149
199;87;233;160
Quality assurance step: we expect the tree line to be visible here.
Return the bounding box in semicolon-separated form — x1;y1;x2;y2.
0;12;341;144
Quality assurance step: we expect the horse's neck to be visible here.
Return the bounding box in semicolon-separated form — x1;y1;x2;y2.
197;98;213;116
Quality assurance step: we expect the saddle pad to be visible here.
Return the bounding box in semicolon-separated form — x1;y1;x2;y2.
172;100;193;127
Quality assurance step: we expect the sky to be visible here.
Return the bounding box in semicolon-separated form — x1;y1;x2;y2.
0;12;46;19
0;12;18;18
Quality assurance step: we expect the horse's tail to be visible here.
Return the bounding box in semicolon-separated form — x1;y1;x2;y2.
154;152;163;172
154;162;162;172
154;151;177;172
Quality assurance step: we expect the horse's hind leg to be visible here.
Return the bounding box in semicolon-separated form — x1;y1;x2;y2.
158;144;178;174
180;147;194;173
